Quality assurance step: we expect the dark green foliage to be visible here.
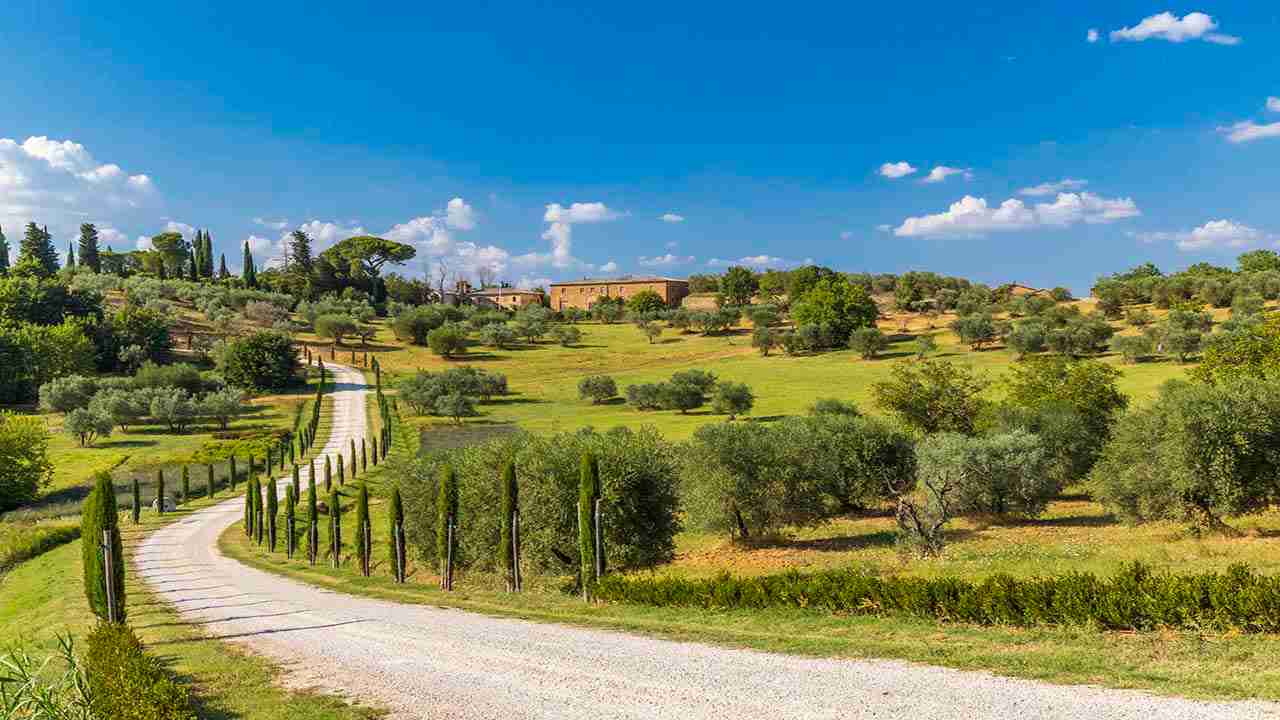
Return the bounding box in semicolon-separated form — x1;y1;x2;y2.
291;464;300;503
206;464;214;499
266;480;278;552
426;324;469;358
254;479;264;545
328;486;342;566
436;465;459;577
388;485;405;582
594;562;1280;634
81;472;125;623
350;438;357;478
499;461;518;589
360;438;367;471
324;454;332;490
356;483;371;576
83;623;194;720
337;452;345;485
180;466;189;505
219;331;299;392
578;453;601;587
17;223;58;277
243;479;253;535
155;470;165;514
131;478;141;524
872;359;990;435
306;475;319;564
284;483;296;558
229;456;238;491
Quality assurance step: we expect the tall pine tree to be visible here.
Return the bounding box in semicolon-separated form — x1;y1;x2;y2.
0;225;9;275
66;240;75;268
218;253;230;279
288;229;314;273
242;241;257;287
78;223;101;273
201;231;215;277
18;223;59;277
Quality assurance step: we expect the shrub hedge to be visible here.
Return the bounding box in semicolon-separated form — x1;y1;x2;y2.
83;622;194;720
593;563;1280;633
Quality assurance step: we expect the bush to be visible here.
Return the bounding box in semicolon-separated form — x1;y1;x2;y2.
427;324;469;358
659;382;704;414
669;369;717;396
848;327;888;359
435;393;477;424
89;389;146;430
200;387;247;429
1006;321;1047;358
391;306;446;345
401;427;680;575
593;562;1280;633
551;324;582;347
1091;378;1280;530
0;412;53;512
626;289;668;314
809;398;860;417
134;362;207;395
775;414;913;513
926;431;1055;517
711;382;754;419
218;331;299;392
624;383;664;410
950;314;996;351
479;322;516;349
65;407;114;447
750;325;778;356
38;374;97;413
872;359;989;435
1112;334;1153;363
314;313;357;345
84;622;194;720
578;375;618;404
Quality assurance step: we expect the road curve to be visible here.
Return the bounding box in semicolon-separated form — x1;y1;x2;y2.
137;362;1279;720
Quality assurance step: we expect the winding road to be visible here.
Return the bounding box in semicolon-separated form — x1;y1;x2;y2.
136;362;1279;719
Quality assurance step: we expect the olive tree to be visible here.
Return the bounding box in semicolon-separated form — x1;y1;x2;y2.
578;375;618;404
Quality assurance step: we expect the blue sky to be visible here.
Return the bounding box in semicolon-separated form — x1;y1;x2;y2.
1;1;1277;293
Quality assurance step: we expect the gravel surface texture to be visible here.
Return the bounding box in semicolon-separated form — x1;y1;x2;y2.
136;362;1280;719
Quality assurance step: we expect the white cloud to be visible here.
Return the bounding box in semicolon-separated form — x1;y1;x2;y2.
295;220;367;248
922;166;971;184
879;161;917;179
660;213;685;223
253;217;289;230
1109;11;1240;45
246;234;274;255
97;225;128;249
708;255;798;270
515;275;554;290
135;236;153;251
0;135;157;251
1087;28;1100;43
1019;179;1089;196
1131;219;1268;251
893;192;1140;238
599;261;619;273
1218;120;1280;144
445;197;476;230
639;253;695;266
163;221;195;239
527;201;624;269
1269;97;1280;113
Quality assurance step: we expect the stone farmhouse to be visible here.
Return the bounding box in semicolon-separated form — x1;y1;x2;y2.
548;276;690;311
468;287;546;310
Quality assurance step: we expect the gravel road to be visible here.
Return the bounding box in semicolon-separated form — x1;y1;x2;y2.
136;361;1280;720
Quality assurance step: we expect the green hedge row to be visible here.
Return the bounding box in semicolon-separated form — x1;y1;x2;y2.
593;563;1280;633
84;622;194;720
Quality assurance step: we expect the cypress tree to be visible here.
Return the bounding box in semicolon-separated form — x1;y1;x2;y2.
242;240;257;288
255;479;266;545
203;231;215;277
371;436;379;467
360;438;367;471
180;465;190;504
229;455;238;491
66;239;75;268
328;487;342;567
206;463;215;499
349;439;357;479
499;461;519;591
80;472;125;623
18;222;58;277
0;224;10;275
388;485;405;583
131;478;141;524
289;437;296;465
337;453;345;485
218;253;229;279
324;455;332;490
156;469;165;514
266;480;278;552
309;458;316;492
355;483;371;577
244;479;254;535
284;482;296;559
436;465;458;587
306;475;319;565
578;453;600;592
291;464;301;503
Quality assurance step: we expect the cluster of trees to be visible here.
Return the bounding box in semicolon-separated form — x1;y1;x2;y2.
397;367;509;423
623;370;755;418
39;365;249;445
1092;255;1280;316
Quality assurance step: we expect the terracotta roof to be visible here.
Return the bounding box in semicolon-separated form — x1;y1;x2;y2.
550;276;688;287
468;287;543;296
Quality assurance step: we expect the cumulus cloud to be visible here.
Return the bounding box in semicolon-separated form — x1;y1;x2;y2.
1109;11;1240;45
660;213;685;223
1087;28;1100;43
445;197;476;230
599;261;619;273
922;166;972;184
97;226;128;249
246;234;274;255
523;201;624;269
893;192;1140;238
639;253;695;267
879;161;917;179
0;135;157;250
1131;219;1269;251
1019;179;1089;196
1219;120;1280;144
1269;97;1280;113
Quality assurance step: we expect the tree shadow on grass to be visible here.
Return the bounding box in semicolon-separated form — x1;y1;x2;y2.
748;530;899;553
